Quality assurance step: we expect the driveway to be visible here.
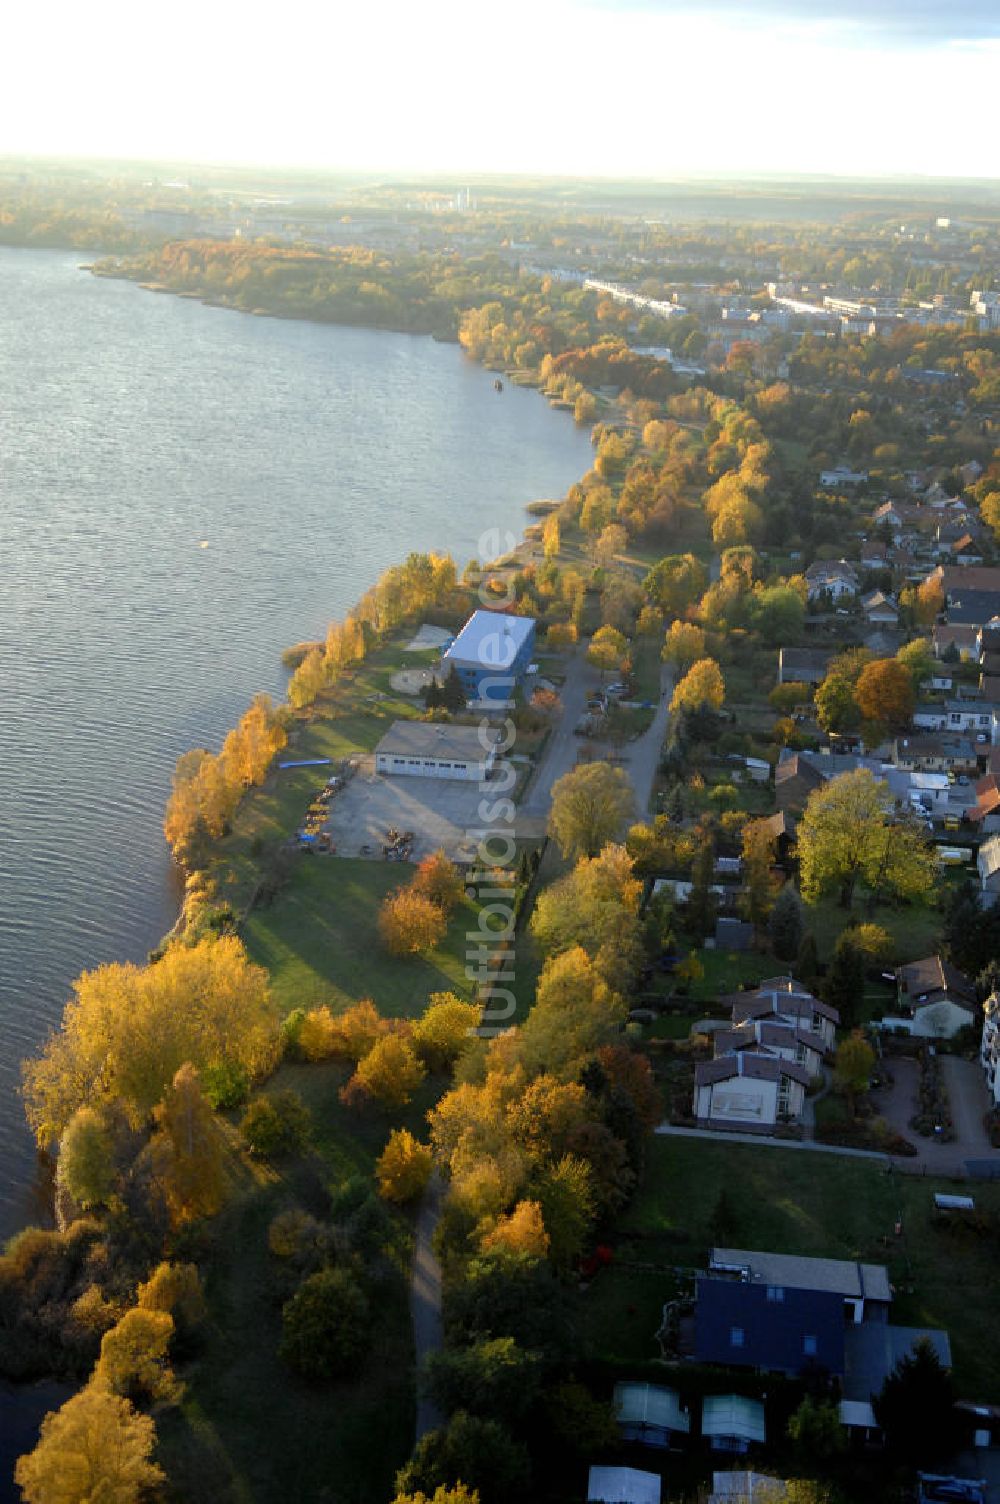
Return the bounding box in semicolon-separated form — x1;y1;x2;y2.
873;1053;1000;1175
619;664;673;817
410;1172;445;1442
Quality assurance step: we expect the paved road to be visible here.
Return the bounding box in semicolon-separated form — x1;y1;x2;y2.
410;1172;445;1443
619;664;674;818
518;646;594;824
872;1054;1000;1175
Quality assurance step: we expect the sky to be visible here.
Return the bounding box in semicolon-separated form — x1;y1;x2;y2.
4;0;999;180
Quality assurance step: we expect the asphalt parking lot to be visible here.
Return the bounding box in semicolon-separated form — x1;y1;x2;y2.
324;757;492;864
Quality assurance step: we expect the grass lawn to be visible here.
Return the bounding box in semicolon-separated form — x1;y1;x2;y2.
580;1136;1000;1398
803;893;942;965
684;948;775;1005
243;856;480;1020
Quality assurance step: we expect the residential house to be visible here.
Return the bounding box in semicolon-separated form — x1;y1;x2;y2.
951;535;985;567
932;624;979;660
820;466;868;489
745;810;796;862
945;592;1000;629
707;1248;891;1324
587;1466;661;1504
804;560;860;603
776;647;831;686
701;1396;767;1455
711;1019;826;1079
692;1054;810;1132
892;734;978;775
441;609;536;705
729;978;840;1048
912;700;995;738
978;834;1000;901
895;956;978;1038
931;565;1000;597
860;540;891;570
968;775;1000;833
979;991;1000;1108
861;590;899;626
613;1383;690;1449
695;1274;844;1378
775;754;827;813
842;1327;952;1409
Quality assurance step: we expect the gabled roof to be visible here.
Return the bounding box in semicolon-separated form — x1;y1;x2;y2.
751;811;796;842
896;955;976;1007
980;833;1000;879
710;1248;891;1303
695;1055;811;1089
775;755;826;790
701;1395;767;1445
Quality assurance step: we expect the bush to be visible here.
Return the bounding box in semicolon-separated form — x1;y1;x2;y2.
240;1091;311;1159
279;1268;370;1381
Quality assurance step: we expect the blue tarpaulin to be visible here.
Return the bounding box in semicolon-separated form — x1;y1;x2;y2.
279;758;332;769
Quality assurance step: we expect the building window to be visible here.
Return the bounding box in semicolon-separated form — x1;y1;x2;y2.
729;1327;745;1348
803;1335;818;1357
766;1286;784;1303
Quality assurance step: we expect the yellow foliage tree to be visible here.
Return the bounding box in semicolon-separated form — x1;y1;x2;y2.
379;888;448;956
480;1199;550;1258
96;1308;179;1406
149;1063;225;1225
23;936;275;1150
376;1129;434;1203
15;1382;164;1504
136;1262;207;1331
413;994;481;1070
670;657;725;715
548;761;635;860
347;1036;426;1110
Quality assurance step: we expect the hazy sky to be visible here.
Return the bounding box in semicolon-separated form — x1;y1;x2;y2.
5;0;998;178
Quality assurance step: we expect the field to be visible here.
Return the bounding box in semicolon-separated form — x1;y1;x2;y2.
243;856;481;1020
581;1135;1000;1399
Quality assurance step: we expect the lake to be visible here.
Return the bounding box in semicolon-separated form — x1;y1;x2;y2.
0;246;594;1243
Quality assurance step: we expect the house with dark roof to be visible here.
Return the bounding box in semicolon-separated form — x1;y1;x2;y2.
776;647;831;686
728;978;840;1049
745;811;796;862
693;1054;810;1132
932;624;979;661
895;956;977;1039
695;1275;845;1378
842;1327;952;1405
947;592;1000;629
861;590;899;626
712;1019;826;1079
708;1248;891;1321
892;734;979;775
775;754;827;813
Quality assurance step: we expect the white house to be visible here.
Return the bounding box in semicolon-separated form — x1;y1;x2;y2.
701;1395;767;1455
374;721;499;781
804;560;860;603
712;1019;826;1079
730;978;840;1049
820;466;868;489
693;1053;810;1131
893;956;978;1039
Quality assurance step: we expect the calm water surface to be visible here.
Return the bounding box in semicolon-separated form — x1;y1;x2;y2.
0;247;594;1241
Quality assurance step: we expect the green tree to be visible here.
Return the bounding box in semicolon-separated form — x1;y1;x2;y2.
56;1107;115;1210
823;934;866;1030
875;1338;958;1464
395;1412;530;1504
548;761;634;860
769;884;803;962
424;1338;542;1426
685;835;717;943
740;821;778;935
586;625;628;678
662;619;706;671
797;769;936;909
535;1155;595;1269
642;553;708;615
239;1090;311;1158
15;1383;164;1504
814;673;860;735
752;583;805;645
280;1267;370;1381
787;1396;846;1461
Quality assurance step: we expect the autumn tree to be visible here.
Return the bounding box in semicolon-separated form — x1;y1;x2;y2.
670;658;725;716
344;1035;426;1110
854;657;915;734
531;844;643;978
797;769;936;909
240;1090;312;1158
480;1200;550;1259
517;947;627;1080
542;515;560;561
740;821;779;935
377;1129;434;1204
586;625;628;678
661;619;706;671
380;887;448;956
413;851;465;914
548;761;634;860
834;1030;875;1116
23;935;275;1150
96;1308;179;1406
15;1383;164;1504
535;1155;596;1268
136;1262;207;1344
149;1063;225;1224
413;994;481;1071
545;621;577;651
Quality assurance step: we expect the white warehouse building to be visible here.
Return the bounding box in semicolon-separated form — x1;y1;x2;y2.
374;721;499;781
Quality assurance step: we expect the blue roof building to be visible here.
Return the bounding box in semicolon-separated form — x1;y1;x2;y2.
442;610;535;706
694;1274;846;1378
